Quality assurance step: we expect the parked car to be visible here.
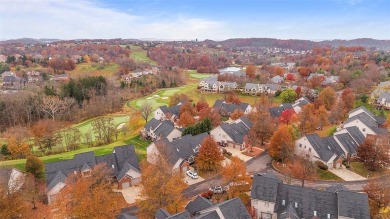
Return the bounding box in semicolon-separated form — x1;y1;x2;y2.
186;170;198;179
209;186;228;194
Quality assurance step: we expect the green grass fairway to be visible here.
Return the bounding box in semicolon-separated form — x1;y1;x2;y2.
130;45;157;65
67;63;119;78
0;135;150;171
188;70;212;79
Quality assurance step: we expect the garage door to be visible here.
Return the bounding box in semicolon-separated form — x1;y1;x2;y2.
122;182;130;189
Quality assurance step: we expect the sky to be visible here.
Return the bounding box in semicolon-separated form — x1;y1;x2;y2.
0;0;389;41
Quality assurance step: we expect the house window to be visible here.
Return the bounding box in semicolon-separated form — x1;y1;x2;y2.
260;212;272;219
299;144;302;148
282;200;285;206
362;128;366;132
264;202;269;207
82;170;91;177
294;202;298;208
309;148;312;152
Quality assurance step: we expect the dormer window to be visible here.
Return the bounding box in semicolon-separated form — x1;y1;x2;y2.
82;170;91;177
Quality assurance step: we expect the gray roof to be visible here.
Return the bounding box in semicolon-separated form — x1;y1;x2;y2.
269;104;293;118
244;83;259;90
167;211;191;219
160;105;182;117
213;101;250;114
377;92;390;103
278;203;300;219
321;136;345;156
155;133;209;166
213;100;224;108
185;196;213;215
45;145;140;191
238;116;253;129
250;172;282;202
156;208;171;219
154;122;176;138
266;83;281;91
371;127;389;135
293;97;311;108
251;173;370;219
305;134;335;162
220;122;250;144
349;106;375;120
144;118;163;130
346;112;378;128
337;190;370;219
374;116;386;125
345;127;365;145
334;133;359;154
270;75;284;84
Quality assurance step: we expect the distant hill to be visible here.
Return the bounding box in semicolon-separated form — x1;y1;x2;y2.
0;38;61;44
205;38;390;51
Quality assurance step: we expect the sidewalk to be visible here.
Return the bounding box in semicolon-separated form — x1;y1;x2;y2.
329;167;366;181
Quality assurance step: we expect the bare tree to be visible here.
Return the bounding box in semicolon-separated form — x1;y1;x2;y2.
41;96;75;120
140;101;153;123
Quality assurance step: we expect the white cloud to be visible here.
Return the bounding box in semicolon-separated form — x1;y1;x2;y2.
0;0;227;40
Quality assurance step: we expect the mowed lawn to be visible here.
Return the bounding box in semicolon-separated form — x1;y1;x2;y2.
130;45;157;65
0;135;150;171
67;63;119;78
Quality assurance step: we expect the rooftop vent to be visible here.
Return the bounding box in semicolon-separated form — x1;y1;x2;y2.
294;202;298;208
282;200;285;206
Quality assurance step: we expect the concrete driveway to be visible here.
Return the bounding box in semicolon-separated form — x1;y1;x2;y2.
224;147;252;162
184;168;205;185
115;186;143;204
329;167;366;181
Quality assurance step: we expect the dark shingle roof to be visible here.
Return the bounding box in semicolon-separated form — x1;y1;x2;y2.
345;127;365;145
167;210;191;219
269;104;293;118
334;133;359;154
275;184;338;219
154;122;175;138
160;105;182;117
371;127;389;135
321;136;345;156
45;145;139;191
346;112;378;128
213;197;251;219
185;196;213;215
306;134;335;162
238;116;253;129
220;122;250;144
278;203;300;219
144;118;162;130
374;116;386;125
349;106;375;121
337;190;370;219
156;208;171;219
213;100;250;114
250;172;282;202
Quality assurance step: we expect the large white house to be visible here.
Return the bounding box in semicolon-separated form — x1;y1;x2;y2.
198;76;237;93
141;118;182;141
154;104;183;122
213;100;253;116
210;120;251;150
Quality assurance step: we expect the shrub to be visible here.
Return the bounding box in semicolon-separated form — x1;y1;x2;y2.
315;161;328;170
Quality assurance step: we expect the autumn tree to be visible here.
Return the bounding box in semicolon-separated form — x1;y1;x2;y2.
363;175;390;218
298;104;319;135
196;98;209;112
41;96;76;120
269;125;295;163
246;109;275;150
178;111;196;128
62;127;82;151
129;110;144;132
139;101;153;123
198;107;221;127
31;119;64;152
196;136;224;171
4;126;32;158
341;88;355;112
318;86;336;111
287;156;317;187
230;109;244;120
54;164;126;218
180;101;197;116
169;93;190;106
279;109;297;125
316;105;329;129
226;92;241;104
246;65;257;78
138;144;188;218
280;89;297;103
357;138;390;171
25;155;45;180
329;100;347;124
91;117;115;144
297;66;311;77
221;156;250;198
0;173;28;218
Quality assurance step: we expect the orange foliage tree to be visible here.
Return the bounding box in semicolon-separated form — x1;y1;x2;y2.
178;111;195;127
287;156;317;187
221;156;250;198
4;126;32;159
196;136;224;171
318;86;336;110
198;108;221;127
298;104;319;135
246;109;275;149
230;109;244;120
54;164;126;218
138;145;188;219
226;92;241;104
279;109;297;125
269;125;295;163
245;65;257;78
341;88;355;112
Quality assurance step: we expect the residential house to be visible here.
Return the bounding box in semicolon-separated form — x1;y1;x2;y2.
321;76;339;86
154;103;183;122
292;97;311;114
376;92;390;109
0;168;24;193
146;133;209;172
1;71;15;79
213;100;252;116
199;77;237;93
156;197;251;219
210;121;250;150
141;118;182;141
307;73;325;81
45;145;140;203
52;73;69;81
270;75;284;84
269;103;293;118
244;83;281;95
251;172;370;219
2;75;21;87
343;106;387;137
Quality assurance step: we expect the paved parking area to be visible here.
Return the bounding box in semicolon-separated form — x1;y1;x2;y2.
115;186;143;204
224;147;252;162
184;168;205;185
329;167;366;181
